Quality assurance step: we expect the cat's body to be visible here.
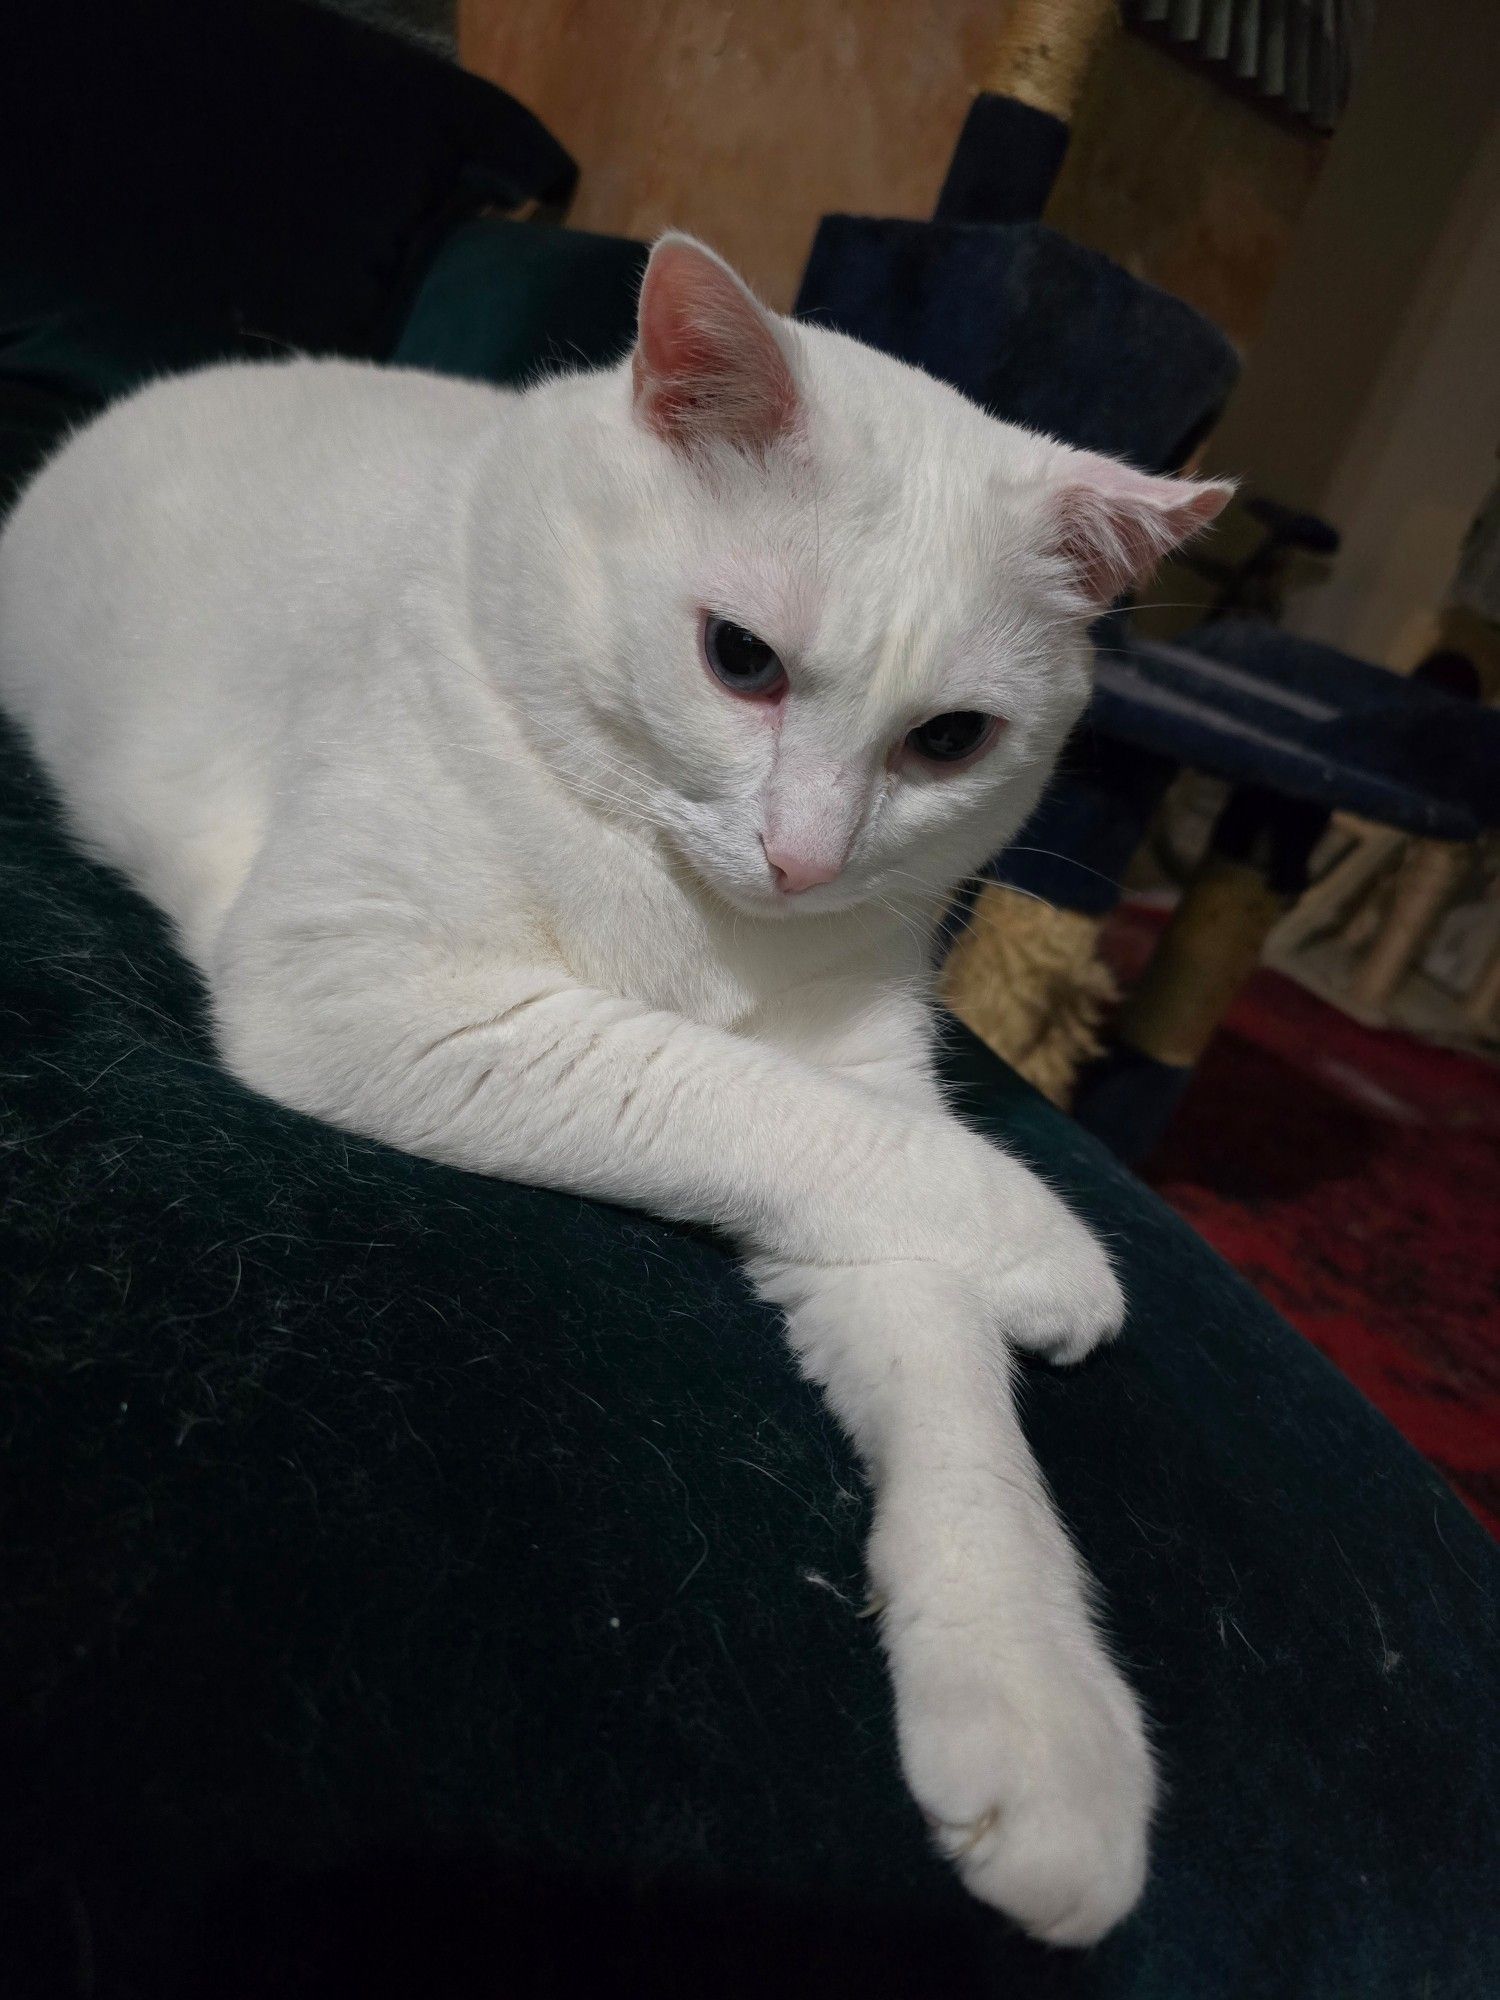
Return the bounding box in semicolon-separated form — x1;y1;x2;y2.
2;356;966;1032
0;239;1228;1945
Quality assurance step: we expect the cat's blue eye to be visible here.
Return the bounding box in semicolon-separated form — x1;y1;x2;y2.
703;615;787;698
905;711;998;766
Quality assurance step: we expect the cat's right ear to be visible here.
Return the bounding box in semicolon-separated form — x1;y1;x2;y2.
632;235;801;457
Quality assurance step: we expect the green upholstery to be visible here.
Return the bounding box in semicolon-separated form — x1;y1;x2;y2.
0;376;89;516
2;222;1497;2000
2;699;1495;1996
394;218;647;386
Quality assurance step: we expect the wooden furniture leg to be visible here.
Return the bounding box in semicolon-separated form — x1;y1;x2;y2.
1347;839;1469;1018
1273;818;1405;952
1462;934;1500;1040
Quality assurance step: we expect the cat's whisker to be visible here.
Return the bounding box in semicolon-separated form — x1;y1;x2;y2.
862;890;941;954
876;863;1070;927
437;734;673;836
418;637;500;699
1124;599;1219;615
416;642;678;805
415;700;665;822
1002;847;1122;891
520;462;572;568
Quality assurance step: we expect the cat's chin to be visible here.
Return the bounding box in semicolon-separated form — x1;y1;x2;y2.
700;874;870;921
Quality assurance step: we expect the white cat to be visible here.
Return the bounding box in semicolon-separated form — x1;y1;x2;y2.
0;236;1228;1944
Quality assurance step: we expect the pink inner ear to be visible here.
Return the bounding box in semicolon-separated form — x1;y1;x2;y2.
1049;458;1233;605
633;236;799;455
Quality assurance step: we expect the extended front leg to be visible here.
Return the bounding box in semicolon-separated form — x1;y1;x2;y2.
214;933;988;1272
758;1257;1152;1945
213;901;1149;1942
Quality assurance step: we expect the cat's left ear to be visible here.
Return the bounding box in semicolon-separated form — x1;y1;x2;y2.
1044;449;1234;607
632;234;801;456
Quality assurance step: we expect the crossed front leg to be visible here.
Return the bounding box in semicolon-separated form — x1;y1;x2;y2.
214;895;1151;1942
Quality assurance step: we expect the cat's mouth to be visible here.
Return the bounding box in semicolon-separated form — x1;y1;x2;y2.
701;863;868;920
658;819;866;918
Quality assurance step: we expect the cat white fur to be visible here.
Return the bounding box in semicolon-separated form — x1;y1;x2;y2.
0;236;1228;1944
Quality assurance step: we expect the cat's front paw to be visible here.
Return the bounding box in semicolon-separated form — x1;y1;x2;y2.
987;1205;1125;1368
892;1618;1154;1946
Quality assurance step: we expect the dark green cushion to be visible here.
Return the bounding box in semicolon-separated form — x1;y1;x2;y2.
1;698;1495;1998
393;218;647;386
0;375;92;516
0;0;578;455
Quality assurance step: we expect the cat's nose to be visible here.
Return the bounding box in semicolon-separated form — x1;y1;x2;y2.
763;841;844;895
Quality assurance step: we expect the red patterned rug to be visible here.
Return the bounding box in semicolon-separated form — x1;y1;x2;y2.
1102;904;1500;1538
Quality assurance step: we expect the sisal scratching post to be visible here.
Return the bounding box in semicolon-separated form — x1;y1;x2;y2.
975;0;1117;115
940;886;1119;1106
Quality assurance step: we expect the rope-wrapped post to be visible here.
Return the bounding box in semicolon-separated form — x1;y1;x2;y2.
979;0;1120;119
935;0;1118;235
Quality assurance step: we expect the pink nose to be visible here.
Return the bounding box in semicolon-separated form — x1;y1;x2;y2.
764;843;844;895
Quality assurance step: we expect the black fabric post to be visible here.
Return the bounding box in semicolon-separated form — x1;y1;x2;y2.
795;218;1239;476
933;94;1072;226
985;732;1180;918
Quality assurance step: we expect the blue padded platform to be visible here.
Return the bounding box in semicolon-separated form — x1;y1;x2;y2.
1095;621;1500;841
795;217;1239;475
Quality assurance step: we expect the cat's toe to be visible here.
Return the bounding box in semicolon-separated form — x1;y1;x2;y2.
939;1768;1150;1946
991;1229;1126;1367
896;1644;1153;1946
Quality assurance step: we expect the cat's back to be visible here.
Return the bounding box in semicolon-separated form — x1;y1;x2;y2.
0;357;506;961
0;356;501;677
0;357;503;727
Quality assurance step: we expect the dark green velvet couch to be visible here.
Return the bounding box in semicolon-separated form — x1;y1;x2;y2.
2;20;1497;1997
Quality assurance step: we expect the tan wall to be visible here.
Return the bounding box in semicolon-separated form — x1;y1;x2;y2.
461;0;997;311
1045;31;1322;351
462;3;1321;342
1284;117;1500;665
1206;0;1500;665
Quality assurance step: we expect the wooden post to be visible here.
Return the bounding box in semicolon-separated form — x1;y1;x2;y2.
1462;935;1500;1040
1113;856;1287;1068
1348;839;1469;1018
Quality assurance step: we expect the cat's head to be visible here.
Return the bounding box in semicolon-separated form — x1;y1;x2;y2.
512;235;1229;918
